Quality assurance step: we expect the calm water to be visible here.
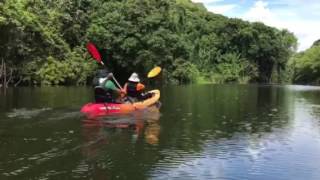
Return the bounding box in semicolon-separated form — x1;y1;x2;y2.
1;85;320;179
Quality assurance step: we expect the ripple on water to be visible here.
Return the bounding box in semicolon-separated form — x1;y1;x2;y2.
2;85;320;179
71;161;89;178
6;108;52;119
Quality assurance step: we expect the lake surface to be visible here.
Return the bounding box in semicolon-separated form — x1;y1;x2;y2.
1;85;320;179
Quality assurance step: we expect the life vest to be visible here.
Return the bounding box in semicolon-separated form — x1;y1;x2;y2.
94;79;114;103
126;82;140;98
94;86;114;103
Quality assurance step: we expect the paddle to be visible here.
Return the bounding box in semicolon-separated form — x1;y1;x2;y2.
147;66;161;78
86;43;103;65
87;42;133;103
87;43;161;87
86;42;123;89
86;42;161;102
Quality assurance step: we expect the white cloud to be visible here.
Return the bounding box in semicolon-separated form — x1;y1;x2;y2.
287;22;320;51
243;1;274;23
192;0;320;51
192;0;237;14
207;4;237;14
242;0;320;51
192;0;224;3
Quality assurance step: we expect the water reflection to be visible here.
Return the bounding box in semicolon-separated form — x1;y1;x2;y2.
79;106;161;179
82;106;160;144
151;85;320;179
1;85;320;179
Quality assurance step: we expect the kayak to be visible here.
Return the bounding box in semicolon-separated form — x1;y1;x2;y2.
81;89;160;118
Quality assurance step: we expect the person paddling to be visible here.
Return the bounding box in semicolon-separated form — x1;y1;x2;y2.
92;69;109;87
124;72;151;101
94;72;125;103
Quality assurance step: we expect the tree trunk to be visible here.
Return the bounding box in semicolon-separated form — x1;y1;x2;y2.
15;76;23;87
3;61;6;88
0;59;3;88
6;68;13;87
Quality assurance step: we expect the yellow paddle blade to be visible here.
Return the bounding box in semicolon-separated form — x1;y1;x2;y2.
147;66;161;78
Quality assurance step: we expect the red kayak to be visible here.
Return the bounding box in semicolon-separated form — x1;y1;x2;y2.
81;90;160;118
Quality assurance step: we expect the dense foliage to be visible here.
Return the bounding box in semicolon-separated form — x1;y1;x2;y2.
0;0;298;86
289;41;320;85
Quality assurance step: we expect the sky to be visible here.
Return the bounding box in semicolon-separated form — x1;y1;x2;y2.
191;0;320;51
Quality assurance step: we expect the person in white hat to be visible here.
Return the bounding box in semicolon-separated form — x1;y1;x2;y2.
123;72;146;101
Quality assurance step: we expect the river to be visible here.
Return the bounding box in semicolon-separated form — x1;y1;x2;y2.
1;85;320;179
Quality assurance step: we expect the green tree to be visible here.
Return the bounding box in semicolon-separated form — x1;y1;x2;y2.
0;0;298;85
290;44;320;84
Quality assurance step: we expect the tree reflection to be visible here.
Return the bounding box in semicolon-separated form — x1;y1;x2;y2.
80;106;161;179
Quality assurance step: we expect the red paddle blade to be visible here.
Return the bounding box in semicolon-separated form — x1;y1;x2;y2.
86;42;102;63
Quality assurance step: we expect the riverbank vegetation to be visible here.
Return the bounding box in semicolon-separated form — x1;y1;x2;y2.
288;41;320;85
0;0;305;86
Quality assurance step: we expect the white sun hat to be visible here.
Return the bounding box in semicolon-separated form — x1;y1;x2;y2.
128;72;140;82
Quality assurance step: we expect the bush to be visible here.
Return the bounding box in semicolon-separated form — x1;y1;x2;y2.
171;58;200;84
34;47;97;85
291;45;320;84
213;53;258;83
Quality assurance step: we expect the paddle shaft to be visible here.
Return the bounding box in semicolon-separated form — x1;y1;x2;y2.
112;76;123;90
108;67;133;103
86;43;160;104
98;62;123;90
